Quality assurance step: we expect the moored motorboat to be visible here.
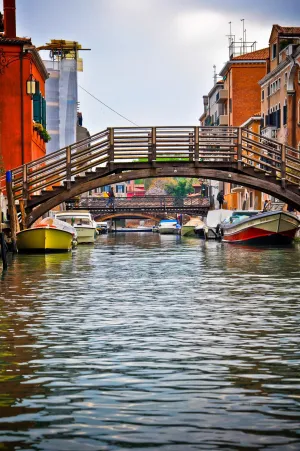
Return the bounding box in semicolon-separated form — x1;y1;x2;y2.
158;219;181;235
17;217;76;253
181;217;204;236
195;210;233;239
96;222;108;234
54;211;96;244
221;210;300;244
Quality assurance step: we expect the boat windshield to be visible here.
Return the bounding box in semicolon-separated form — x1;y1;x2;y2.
55;216;92;226
222;214;253;224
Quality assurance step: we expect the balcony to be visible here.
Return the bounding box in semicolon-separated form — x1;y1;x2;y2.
218;115;228;126
261;126;277;139
216;89;228;103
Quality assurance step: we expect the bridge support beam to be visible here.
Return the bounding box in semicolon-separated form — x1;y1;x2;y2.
25;167;300;227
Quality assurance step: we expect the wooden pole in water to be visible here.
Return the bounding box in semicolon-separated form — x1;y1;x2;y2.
6;171;18;254
0;231;7;270
0;189;7;269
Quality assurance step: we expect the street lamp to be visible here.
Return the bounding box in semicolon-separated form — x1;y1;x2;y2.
26;74;37;96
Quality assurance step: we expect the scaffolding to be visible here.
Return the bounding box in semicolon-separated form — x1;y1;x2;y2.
39;40;90;153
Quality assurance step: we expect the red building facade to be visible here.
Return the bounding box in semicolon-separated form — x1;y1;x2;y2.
0;0;48;175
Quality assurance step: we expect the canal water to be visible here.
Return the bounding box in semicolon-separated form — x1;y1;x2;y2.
0;233;300;451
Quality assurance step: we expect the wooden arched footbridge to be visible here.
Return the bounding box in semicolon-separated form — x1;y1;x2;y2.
4;125;300;228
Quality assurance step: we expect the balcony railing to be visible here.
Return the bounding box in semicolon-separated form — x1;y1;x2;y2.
216;89;228;103
218;115;229;126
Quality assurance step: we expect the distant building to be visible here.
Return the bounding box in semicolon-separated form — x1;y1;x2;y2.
42;40;84;153
0;0;48;172
259;25;300;148
199;80;224;126
219;47;269;127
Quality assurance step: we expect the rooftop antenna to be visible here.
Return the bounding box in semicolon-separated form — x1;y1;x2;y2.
226;21;235;58
213;65;217;85
241;19;245;53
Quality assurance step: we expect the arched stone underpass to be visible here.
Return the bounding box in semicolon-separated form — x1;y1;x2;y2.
26;167;300;227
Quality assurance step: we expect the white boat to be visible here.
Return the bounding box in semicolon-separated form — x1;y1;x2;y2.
181;217;204;236
54;211;96;244
158;219;181;235
96;222;108;234
195;209;233;239
221;210;300;244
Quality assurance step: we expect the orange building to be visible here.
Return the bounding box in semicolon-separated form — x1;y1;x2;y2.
218;46;269;208
219;47;269;127
0;0;48;175
259;25;300;149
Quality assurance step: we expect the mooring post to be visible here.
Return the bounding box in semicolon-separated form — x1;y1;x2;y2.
0;190;7;270
0;231;7;270
19;199;26;231
6;171;18;254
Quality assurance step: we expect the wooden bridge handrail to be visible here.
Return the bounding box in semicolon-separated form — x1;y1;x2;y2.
5;125;300;207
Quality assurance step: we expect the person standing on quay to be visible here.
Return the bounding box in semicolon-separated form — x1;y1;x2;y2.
217;190;224;209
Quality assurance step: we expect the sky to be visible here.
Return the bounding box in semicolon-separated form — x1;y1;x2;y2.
6;0;300;135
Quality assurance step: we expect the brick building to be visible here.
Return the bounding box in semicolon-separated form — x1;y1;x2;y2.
219;47;269;127
0;0;48;174
259;25;300;148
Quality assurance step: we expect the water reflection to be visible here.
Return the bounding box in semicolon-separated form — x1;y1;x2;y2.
0;234;299;450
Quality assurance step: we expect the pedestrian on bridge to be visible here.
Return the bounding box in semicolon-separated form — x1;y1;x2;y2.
106;187;115;209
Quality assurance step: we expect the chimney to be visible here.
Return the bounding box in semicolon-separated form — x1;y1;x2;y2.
4;0;16;38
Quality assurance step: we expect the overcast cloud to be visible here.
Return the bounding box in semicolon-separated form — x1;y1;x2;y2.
6;0;300;134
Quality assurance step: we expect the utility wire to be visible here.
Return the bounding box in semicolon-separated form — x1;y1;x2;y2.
79;85;139;126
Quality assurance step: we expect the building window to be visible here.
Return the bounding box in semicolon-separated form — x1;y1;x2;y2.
272;43;277;60
278;78;281;89
283;99;287;126
99;185;110;193
116;184;125;194
298;100;300;124
284;72;288;85
267;85;270;97
276;104;281;129
261;89;264;101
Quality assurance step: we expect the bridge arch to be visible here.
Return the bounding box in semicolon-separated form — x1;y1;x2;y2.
94;212;163;222
26;167;300;226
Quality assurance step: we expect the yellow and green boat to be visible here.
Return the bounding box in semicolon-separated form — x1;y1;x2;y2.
17;218;76;253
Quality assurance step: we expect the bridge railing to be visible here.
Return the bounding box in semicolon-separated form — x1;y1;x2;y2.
8;126;300;201
75;195;210;210
241;128;300;186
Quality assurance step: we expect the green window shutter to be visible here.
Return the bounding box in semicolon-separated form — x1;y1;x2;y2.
33;93;42;123
42;98;46;128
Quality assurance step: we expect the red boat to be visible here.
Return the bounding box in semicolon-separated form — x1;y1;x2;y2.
221;211;300;244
